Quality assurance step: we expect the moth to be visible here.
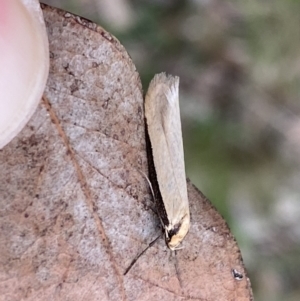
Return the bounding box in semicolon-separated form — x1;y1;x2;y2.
145;72;190;250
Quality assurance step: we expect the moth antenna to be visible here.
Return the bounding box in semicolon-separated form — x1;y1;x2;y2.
138;169;165;229
138;170;155;200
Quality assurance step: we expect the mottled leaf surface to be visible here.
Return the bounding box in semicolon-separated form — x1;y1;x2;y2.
0;4;253;301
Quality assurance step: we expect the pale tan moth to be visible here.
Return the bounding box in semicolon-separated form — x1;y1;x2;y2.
145;72;190;250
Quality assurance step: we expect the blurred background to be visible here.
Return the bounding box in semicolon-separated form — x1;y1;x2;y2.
42;1;300;300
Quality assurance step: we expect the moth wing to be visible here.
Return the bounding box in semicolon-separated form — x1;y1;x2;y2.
145;73;189;226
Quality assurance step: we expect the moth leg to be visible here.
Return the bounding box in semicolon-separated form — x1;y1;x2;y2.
165;226;170;239
173;245;184;251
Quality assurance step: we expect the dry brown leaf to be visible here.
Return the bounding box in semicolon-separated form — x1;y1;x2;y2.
0;4;253;301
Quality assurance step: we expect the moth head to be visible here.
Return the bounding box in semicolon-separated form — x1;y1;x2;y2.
166;213;190;250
